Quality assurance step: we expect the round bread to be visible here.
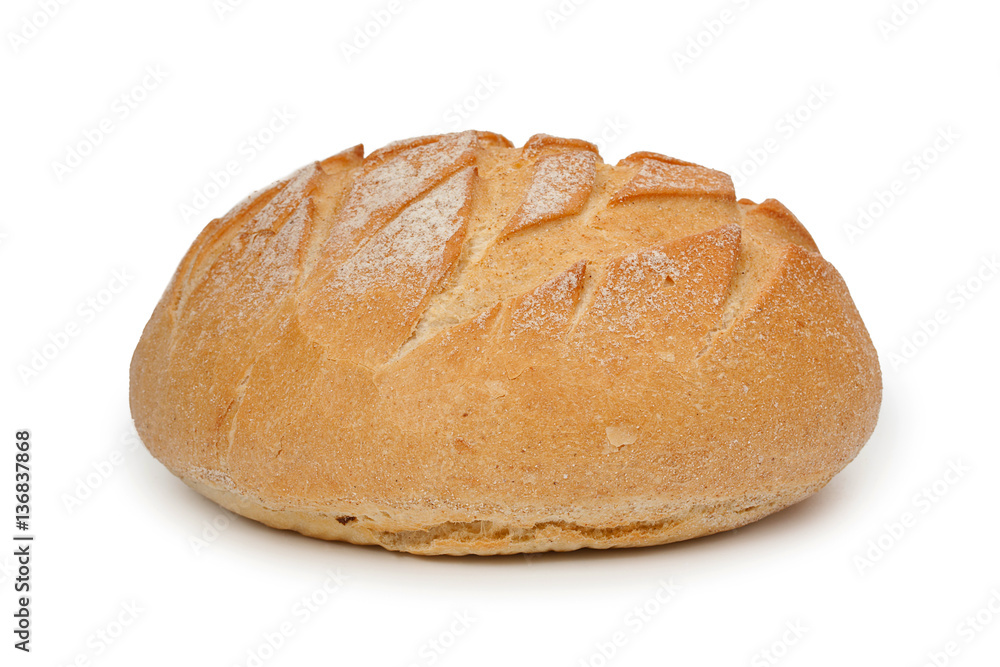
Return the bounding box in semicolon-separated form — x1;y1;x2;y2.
130;130;881;555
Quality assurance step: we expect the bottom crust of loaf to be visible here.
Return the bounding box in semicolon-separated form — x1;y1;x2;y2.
184;477;824;556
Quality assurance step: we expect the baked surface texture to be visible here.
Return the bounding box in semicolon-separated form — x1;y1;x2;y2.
130;130;882;555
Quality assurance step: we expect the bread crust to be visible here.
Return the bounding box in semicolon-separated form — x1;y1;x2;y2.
130;131;881;555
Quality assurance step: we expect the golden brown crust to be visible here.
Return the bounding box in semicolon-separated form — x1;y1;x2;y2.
523;133;599;157
500;150;597;239
738;197;819;253
610;154;735;204
130;130;882;555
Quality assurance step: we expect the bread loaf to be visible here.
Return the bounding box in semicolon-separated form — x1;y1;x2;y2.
130;130;881;555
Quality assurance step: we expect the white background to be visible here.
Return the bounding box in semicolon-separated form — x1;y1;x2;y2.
2;0;999;665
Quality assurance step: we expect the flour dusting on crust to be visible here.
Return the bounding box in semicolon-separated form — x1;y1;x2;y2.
334;167;474;298
510;261;586;336
611;157;735;204
331;132;476;245
504;150;596;237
